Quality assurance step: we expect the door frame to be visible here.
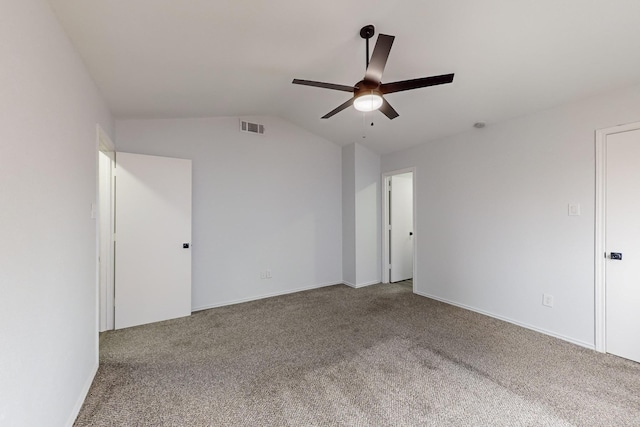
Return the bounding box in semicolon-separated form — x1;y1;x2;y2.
97;125;115;331
594;121;640;353
382;167;417;290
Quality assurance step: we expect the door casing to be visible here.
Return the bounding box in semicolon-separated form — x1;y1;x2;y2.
97;125;115;332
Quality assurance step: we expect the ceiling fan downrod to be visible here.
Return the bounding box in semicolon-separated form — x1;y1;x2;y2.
360;25;375;70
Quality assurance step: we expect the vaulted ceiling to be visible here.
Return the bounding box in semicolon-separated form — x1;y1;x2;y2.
48;0;640;154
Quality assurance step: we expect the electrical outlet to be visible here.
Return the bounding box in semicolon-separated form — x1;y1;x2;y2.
543;293;554;308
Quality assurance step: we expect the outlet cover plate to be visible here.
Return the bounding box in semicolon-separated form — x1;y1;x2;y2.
568;203;581;216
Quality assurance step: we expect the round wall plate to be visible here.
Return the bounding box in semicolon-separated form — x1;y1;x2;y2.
360;25;375;39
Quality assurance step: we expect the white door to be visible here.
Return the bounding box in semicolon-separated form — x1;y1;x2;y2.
390;172;414;282
114;152;192;329
605;128;640;362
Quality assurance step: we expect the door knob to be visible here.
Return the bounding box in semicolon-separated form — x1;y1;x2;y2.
610;252;622;260
409;232;413;236
183;243;190;249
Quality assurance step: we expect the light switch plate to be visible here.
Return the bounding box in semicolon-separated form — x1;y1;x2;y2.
568;203;581;216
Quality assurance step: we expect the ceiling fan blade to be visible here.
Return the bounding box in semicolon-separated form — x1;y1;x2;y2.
292;79;355;92
381;73;454;94
379;98;399;120
364;34;395;83
321;98;354;119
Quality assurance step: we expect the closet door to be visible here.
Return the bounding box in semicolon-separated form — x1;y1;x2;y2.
114;152;192;329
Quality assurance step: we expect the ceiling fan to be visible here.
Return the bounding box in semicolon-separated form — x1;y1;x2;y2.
292;25;454;120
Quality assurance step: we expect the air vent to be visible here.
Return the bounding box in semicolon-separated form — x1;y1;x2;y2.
240;120;265;135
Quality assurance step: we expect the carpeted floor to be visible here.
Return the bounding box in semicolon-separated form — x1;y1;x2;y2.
75;282;640;426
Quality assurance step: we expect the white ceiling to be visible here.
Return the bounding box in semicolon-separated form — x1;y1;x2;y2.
48;0;640;154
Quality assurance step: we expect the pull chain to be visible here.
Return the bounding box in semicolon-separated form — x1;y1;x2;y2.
362;112;367;138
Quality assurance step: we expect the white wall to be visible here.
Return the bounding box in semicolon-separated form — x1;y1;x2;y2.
0;0;113;426
382;84;640;348
115;117;342;310
354;143;381;286
342;144;356;285
342;143;381;287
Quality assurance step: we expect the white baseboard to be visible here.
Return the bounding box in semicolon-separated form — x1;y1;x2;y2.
65;361;98;427
415;291;595;350
192;281;342;312
344;279;380;289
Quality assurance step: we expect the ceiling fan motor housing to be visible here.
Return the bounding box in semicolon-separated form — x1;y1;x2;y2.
355;79;381;95
354;80;383;112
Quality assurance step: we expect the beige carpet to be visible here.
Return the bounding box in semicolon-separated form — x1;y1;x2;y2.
75;282;640;426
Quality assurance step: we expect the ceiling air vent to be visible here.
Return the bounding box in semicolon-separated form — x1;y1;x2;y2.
240;120;265;135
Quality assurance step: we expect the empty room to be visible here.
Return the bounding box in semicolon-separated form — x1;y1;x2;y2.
2;0;640;426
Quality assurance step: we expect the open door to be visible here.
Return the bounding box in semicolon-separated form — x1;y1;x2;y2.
389;172;414;282
602;126;640;362
114;152;192;329
383;170;415;284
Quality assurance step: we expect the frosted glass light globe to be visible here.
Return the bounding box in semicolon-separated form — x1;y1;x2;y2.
353;93;383;112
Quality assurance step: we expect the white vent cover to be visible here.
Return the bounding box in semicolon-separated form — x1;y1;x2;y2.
240;120;265;135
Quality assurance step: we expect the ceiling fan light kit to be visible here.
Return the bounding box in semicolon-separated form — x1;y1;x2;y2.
354;92;383;112
292;24;455;120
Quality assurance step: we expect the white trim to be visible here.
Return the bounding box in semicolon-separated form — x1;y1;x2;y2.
594;128;607;353
65;362;99;427
416;291;594;350
381;167;417;293
344;279;380;289
96;125;115;333
594;120;640;353
191;281;342;312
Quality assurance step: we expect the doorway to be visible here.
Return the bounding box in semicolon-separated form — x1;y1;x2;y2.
383;168;415;287
595;121;640;362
